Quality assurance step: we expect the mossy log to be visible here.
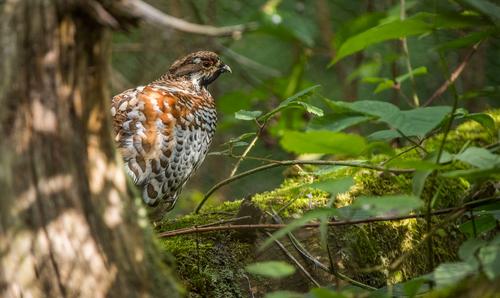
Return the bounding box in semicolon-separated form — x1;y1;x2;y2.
156;112;499;298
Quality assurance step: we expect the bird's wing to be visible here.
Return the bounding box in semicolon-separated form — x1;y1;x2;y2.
111;85;179;186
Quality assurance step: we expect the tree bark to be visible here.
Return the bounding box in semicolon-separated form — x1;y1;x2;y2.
0;1;178;297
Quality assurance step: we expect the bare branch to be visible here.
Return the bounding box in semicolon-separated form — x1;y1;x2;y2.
117;0;258;37
423;42;481;106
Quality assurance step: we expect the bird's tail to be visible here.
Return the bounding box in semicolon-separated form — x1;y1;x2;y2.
142;178;179;211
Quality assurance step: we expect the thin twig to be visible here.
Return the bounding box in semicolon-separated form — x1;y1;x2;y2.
423;42;481;106
118;0;258;37
400;0;420;107
195;160;414;213
264;231;321;287
197;216;251;228
229;121;266;177
158;197;499;238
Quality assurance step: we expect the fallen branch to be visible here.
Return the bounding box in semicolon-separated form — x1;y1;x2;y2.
159;197;499;238
118;0;258;37
195;160;414;213
423;42;481;106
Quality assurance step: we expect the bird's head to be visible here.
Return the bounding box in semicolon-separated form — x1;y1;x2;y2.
168;51;231;88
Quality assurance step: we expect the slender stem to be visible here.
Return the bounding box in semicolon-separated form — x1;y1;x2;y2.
159;197;499;238
400;0;420;107
229;121;265;177
195;160;414;213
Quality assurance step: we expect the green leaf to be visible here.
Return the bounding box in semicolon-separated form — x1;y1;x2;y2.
459;238;487;261
245;261;296;279
433;262;478;287
455;147;500;168
458;0;500;25
435;29;496;52
324;99;451;137
333;18;431;64
373;67;428;94
464;113;497;134
367;130;401;141
265;291;304;298
235;110;262;121
459;214;497;238
388;160;440;170
412;170;433;197
280;131;367;156
478;243;500;280
308;114;372;132
389;106;452;137
309;288;348;298
260;85;321;121
333;12;485;63
352;195;424;217
441;167;500;179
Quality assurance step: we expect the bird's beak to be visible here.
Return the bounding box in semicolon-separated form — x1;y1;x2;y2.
220;64;232;74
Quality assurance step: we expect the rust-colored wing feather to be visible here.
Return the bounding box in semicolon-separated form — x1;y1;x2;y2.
111;83;216;208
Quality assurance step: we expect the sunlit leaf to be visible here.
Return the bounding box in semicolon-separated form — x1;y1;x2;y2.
280;131;367;156
245;261;296;278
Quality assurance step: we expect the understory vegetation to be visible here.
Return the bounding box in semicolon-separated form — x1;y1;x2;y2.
112;0;500;297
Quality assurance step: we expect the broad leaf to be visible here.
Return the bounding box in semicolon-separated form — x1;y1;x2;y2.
260;85;321;121
455;147;500;168
265;291;304;298
459;238;487;261
333;17;431;63
433;262;478;287
333;12;484;63
464;113;497;134
478;242;500;280
307;114;372;132
352;195;424;217
459;214;497;238
245;261;296;278
280;131;367;156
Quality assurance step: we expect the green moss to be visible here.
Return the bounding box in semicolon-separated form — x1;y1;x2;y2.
157;110;499;297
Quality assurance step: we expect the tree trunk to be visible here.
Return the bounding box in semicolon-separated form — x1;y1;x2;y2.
0;1;179;297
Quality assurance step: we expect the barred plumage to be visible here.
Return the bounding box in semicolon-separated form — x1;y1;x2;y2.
111;51;230;211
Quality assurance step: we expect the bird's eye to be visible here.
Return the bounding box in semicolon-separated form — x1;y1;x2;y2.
202;62;211;68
